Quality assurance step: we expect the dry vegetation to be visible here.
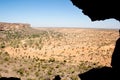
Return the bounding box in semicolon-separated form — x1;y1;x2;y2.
0;27;119;80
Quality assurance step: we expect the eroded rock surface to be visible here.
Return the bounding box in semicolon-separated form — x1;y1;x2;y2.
0;22;31;31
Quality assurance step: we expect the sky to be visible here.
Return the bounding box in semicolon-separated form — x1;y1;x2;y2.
0;0;120;29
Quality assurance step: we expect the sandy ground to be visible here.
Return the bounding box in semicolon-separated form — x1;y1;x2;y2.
0;28;119;80
4;28;119;66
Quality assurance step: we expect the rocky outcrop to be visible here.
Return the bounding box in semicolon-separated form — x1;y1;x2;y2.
0;77;20;80
70;0;120;21
0;22;31;31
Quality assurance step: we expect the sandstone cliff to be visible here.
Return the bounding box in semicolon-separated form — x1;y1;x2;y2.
0;22;31;31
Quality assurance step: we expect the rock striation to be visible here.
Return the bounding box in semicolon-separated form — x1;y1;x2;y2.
0;22;31;31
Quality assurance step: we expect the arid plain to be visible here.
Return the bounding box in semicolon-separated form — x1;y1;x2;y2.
0;27;119;80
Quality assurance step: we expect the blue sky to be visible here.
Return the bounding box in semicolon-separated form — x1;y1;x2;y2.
0;0;120;29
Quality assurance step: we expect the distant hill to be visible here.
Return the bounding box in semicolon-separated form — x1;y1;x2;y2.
0;22;31;31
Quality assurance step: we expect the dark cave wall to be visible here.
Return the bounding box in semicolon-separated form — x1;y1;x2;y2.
70;0;120;21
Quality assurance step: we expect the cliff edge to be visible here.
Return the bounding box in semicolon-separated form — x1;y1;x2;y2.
0;22;31;31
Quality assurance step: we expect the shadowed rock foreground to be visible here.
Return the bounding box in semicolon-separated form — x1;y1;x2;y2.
70;0;120;21
0;77;20;80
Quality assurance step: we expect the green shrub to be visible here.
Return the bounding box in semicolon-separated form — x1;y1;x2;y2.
0;42;5;48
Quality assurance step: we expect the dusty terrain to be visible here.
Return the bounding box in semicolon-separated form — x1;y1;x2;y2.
0;27;119;80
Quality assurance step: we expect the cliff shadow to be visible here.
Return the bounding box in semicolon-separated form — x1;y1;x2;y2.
78;66;120;80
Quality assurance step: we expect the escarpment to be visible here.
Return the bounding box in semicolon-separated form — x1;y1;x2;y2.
0;22;31;31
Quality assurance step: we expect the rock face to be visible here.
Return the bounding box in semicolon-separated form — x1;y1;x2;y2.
70;0;120;21
0;22;31;31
